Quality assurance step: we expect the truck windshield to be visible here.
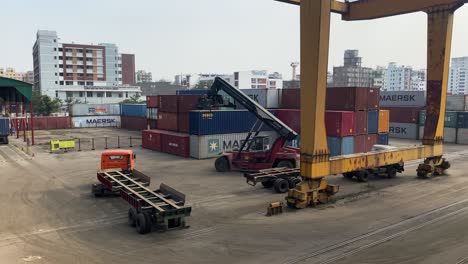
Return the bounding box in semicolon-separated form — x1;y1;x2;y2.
108;155;124;160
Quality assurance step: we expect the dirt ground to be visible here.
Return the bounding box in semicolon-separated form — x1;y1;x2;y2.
1;128;468;264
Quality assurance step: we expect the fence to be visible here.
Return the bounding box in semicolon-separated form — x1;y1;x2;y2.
46;136;142;152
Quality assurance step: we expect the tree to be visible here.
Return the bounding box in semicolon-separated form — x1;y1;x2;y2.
121;94;144;104
194;80;213;90
32;91;62;116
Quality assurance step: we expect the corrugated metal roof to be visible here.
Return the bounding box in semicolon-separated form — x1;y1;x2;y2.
0;77;33;102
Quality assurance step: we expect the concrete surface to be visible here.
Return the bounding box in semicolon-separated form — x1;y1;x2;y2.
1;128;468;264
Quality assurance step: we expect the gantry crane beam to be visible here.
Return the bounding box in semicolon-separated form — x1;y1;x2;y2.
274;0;466;208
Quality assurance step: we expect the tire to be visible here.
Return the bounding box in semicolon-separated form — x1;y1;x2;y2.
215;157;230;172
343;172;354;179
274;178;289;193
261;181;274;188
387;167;397;179
276;160;294;169
128;208;137;227
136;213;151;234
356;171;369;183
289;178;301;189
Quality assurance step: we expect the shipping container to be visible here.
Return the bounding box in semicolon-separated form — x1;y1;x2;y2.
177;90;209;95
419;126;457;143
275;109;300;132
121;116;147;131
71;104;120;116
147;108;158;120
159;95;178;113
72;116;120;128
0;117;9;135
378;133;389;145
365;134;378;152
156;112;178;131
121;104;147;118
178;95;203;113
161;132;190;158
458;112;468;128
389;123;419;139
379;91;426;107
327;136;354;157
457;128;468;144
326;87;368;111
280;89;300;109
368;110;379;134
147;96;159;108
381;107;422;123
177;113;190;133
189;110;259;135
378;110;390;133
354;135;367;154
419;110;458;128
142;130;163;151
446;95;468;111
354;111;368;135
368;88;380;110
190;131;279;159
325;111;355;137
148;119;157;129
238;89;280;109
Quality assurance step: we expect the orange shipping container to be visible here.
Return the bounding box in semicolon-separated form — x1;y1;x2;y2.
378;110;390;133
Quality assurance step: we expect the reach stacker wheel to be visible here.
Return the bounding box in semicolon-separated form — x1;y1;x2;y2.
276;160;294;169
288;178;301;189
274;178;289;193
261;181;274;188
215;157;230;172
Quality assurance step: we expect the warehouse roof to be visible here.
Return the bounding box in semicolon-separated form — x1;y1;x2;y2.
0;77;33;102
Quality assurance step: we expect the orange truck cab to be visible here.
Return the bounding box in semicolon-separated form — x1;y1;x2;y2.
100;149;136;172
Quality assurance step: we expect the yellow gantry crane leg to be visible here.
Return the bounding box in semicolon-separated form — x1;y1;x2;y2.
278;0;466;209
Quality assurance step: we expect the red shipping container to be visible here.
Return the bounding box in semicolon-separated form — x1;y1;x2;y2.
148;119;157;129
161;132;190;158
177;113;190;133
280;89;300;109
275;109;300;132
354;111;368;135
326;87;368;111
367;88;380;110
121;116;147;131
178;95;202;113
325;111;355;137
157;112;178;131
147;96;159;108
365;134;378;152
381;107;423;123
142;130;163;151
159;95;178;113
27;117;72;130
354;134;367;154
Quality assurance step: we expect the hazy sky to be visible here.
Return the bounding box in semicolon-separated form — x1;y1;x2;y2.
2;0;468;80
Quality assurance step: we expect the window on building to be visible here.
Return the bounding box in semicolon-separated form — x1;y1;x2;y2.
65;81;73;85
97;92;104;98
78;81;85;85
54;56;57;59
66;73;73;77
66;65;73;69
77;49;83;53
66;48;72;52
118;93;123;98
97;74;104;79
59;73;63;76
87;92;93;97
86;82;93;86
56;91;58;98
125;92;129;98
86;50;93;54
86;58;93;62
55;73;58;76
59;64;63;68
251;78;257;83
66;92;73;98
79;92;84;97
59;56;63;60
55;81;58;84
118;71;122;74
106;92;112;97
59;81;64;85
54;65;57;68
251;85;256;88
58;48;63;52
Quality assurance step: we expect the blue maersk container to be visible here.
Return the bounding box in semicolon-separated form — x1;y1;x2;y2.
189;110;272;135
378;133;389;145
0;117;9;135
121;104;147;118
177;90;209;95
327;136;354;157
368;110;379;134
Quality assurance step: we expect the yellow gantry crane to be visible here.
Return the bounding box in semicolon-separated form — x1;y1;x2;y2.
276;0;467;209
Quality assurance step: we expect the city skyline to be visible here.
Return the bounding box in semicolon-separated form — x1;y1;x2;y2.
1;0;468;80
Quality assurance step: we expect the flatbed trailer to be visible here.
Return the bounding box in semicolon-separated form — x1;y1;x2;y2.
92;169;191;234
245;168;302;193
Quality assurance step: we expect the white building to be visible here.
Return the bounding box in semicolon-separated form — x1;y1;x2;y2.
384;63;413;91
449;57;468;95
410;69;426;91
198;73;234;84
56;85;142;104
174;74;192;88
233;70;283;89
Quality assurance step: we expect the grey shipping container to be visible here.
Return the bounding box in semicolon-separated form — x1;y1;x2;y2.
237;89;280;109
389;122;419;139
71;104;121;116
190;131;279;159
457;128;468;144
419;110;458;128
379;91;426;107
419;126;457;143
446;95;468;111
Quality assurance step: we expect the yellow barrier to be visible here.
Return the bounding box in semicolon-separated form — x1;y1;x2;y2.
50;140;76;152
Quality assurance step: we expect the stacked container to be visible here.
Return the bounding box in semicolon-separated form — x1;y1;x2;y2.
120;104;147;131
380;91;426;140
71;104;121;128
418;110;458;143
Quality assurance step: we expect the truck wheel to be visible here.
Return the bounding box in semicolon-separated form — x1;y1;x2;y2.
92;184;105;197
343;172;354;180
136;213;150;234
387;167;397;179
274;178;289;193
128;208;137;227
356;171;369;183
261;181;274;188
289;178;301;189
276;160;294;169
215;157;230;172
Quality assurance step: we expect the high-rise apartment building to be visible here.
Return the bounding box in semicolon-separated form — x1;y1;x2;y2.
33;30;136;99
0;68;34;83
136;70;153;83
331;50;373;88
449;57;468;94
383;63;426;91
233;70;283;89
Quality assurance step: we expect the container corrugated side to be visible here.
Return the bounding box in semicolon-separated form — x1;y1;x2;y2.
177;90;209;95
378;134;389;145
457;128;468;144
189;110;258;135
457;112;468;128
327;136;354;157
378;110;390;133
367;88;380;110
121;116;147;131
446;95;468;111
379;91;426;107
354;135;367;154
161;132;190;158
419;126;457;143
0;117;9;135
381;107;422;124
419;110;458;128
280;89;300;109
354;111;368;135
275;109;300;133
326;87;368;111
190;131;279;159
178;95;202;113
365;134;378;152
147;96;159;108
71;104;121;116
156;112;178;131
367;110;379;134
72;116;121;128
142;130;163;151
325;111;355;137
121;104;147;118
159;95;178;113
389;122;419;139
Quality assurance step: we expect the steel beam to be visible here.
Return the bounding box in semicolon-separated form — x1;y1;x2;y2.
299;0;331;179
